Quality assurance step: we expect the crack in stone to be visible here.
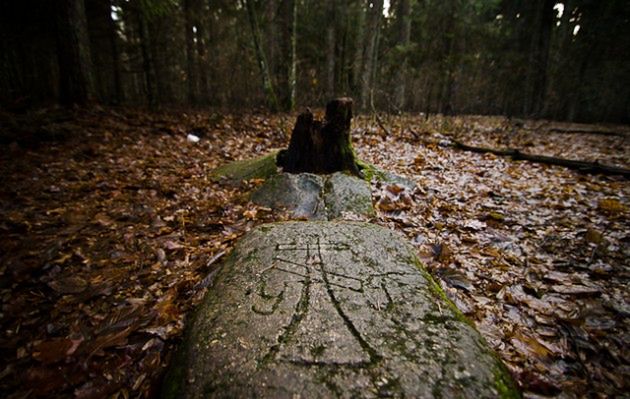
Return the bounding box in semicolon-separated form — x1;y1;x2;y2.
380;282;395;312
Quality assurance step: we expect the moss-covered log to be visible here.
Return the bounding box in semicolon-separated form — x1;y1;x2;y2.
277;97;363;177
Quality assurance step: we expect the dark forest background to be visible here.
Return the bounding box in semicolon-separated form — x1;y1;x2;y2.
1;0;629;123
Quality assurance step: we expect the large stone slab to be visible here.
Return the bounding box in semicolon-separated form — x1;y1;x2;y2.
251;172;374;220
163;222;518;399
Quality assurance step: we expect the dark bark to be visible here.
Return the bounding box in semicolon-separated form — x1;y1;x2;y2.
243;0;279;111
360;0;383;110
278;0;297;111
196;13;210;103
453;141;630;178
523;0;554;116
137;13;156;107
325;0;336;97
56;0;95;105
184;0;198;104
86;0;121;104
394;0;412;110
277;98;362;177
351;1;365;95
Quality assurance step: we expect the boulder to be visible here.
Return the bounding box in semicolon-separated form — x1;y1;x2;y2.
323;172;374;219
251;172;374;220
251;173;327;220
163;222;519;399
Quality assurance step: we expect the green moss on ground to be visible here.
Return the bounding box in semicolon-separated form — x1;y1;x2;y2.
356;159;387;182
210;151;279;183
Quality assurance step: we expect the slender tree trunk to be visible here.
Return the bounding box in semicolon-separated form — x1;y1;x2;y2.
288;0;297;110
110;11;123;103
337;0;350;94
278;0;297;111
326;0;336;97
196;8;209;104
136;12;156;106
438;1;456;115
243;0;279;111
184;0;198;104
265;0;278;82
56;0;95;105
524;0;554;116
351;1;365;95
394;0;412;110
360;0;383;110
86;0;123;104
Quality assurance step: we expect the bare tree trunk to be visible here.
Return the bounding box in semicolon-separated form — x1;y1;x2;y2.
325;0;336;97
196;7;209;104
394;0;411;110
56;0;95;105
523;0;554;116
136;12;156;107
438;2;455;115
243;0;279;111
288;0;297;110
184;0;198;104
278;0;297;111
265;0;278;81
110;10;123;103
351;1;365;95
360;0;383;110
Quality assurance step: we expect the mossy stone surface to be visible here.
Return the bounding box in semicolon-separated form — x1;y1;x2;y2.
210;151;279;184
358;160;416;190
162;222;519;399
251;172;375;220
251;173;327;220
323;172;374;219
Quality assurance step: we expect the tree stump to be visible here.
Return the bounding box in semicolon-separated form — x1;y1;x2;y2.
277;98;363;177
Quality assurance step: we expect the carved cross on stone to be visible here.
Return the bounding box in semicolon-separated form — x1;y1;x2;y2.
255;237;378;365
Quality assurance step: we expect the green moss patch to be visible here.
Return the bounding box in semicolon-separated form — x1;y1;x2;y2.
210;151;279;183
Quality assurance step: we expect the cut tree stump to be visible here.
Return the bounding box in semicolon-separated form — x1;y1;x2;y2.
277;97;363;177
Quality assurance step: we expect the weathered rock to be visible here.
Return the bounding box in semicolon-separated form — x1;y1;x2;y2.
359;161;416;191
210;152;279;184
251;172;374;220
163;222;519;399
323;172;374;219
251;173;327;220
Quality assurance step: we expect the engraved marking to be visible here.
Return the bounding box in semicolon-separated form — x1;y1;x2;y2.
251;280;286;315
259;236;415;366
260;272;311;366
315;237;382;363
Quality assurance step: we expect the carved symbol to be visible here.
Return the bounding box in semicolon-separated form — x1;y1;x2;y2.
257;236;383;366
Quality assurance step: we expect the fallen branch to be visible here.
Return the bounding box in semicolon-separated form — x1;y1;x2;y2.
510;119;628;137
546;126;628;137
452;141;630;178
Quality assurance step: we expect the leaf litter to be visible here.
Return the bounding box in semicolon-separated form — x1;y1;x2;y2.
0;108;628;398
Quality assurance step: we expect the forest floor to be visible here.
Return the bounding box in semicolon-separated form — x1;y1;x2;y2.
0;106;628;399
